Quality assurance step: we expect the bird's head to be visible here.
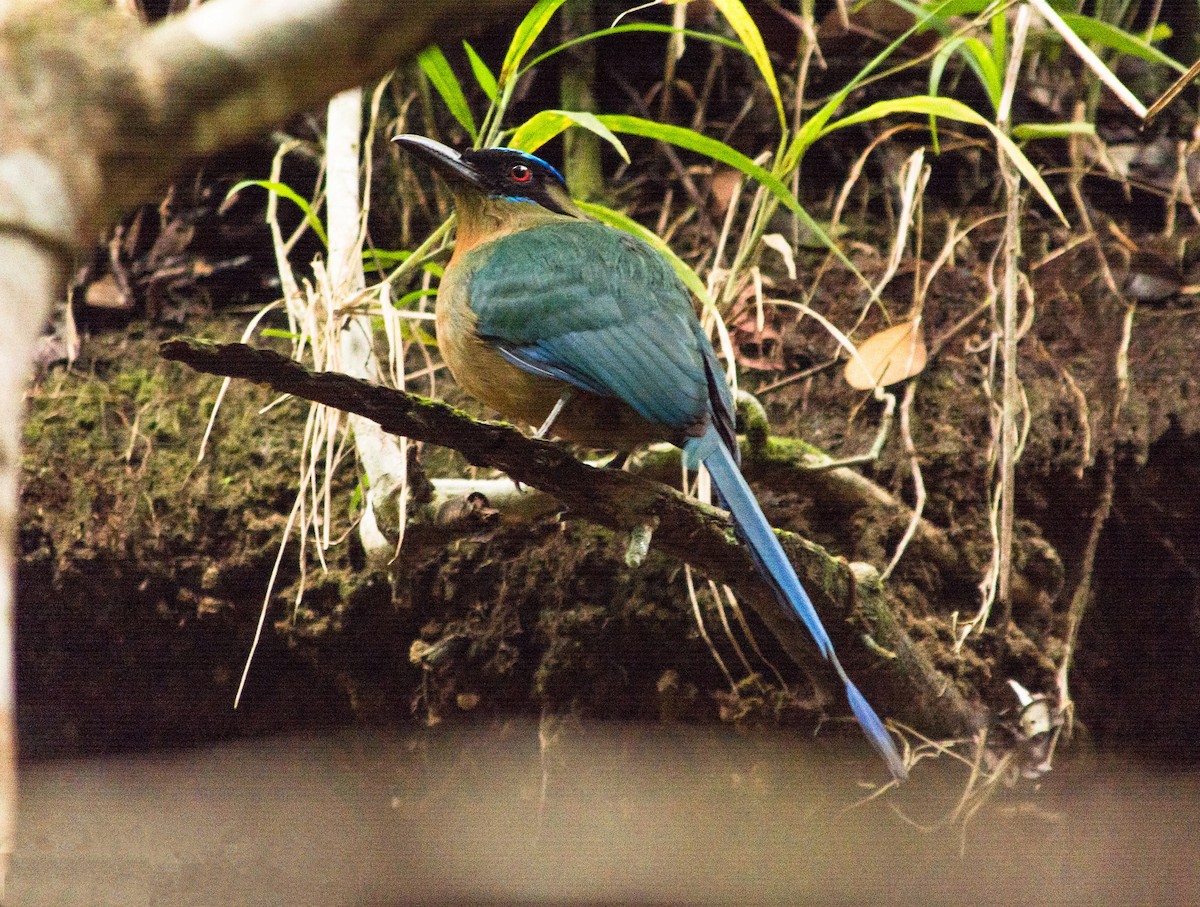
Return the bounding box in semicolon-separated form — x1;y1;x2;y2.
393;135;579;219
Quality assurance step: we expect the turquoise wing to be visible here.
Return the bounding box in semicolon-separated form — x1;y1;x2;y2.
469;221;726;437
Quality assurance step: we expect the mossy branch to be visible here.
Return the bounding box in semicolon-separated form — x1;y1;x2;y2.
161;337;980;737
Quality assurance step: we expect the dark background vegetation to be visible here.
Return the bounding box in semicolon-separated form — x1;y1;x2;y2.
19;0;1200;781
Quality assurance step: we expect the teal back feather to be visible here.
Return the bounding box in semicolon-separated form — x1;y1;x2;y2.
466;221;723;436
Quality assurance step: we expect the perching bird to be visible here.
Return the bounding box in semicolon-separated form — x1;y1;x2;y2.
394;134;907;780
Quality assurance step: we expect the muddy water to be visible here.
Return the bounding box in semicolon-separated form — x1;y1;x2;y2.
11;722;1199;906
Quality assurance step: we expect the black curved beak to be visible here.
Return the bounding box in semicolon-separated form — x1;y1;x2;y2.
392;134;484;189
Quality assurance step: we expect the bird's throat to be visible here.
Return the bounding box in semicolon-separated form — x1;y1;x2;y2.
449;193;576;265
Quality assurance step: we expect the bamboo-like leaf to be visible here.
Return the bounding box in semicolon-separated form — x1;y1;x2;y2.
1059;13;1184;72
928;36;959;101
418;46;478;142
462;41;498;101
500;0;569;85
226;179;327;247
827;96;1066;222
709;0;785;130
1145;23;1173;42
366;248;445;280
595;116;765;180
396;320;438;346
595;115;845;255
510;110;630;162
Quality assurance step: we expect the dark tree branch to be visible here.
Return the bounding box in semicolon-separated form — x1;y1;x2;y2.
161;338;981;737
1;0;526;245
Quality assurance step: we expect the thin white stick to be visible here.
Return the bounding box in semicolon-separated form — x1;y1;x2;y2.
1026;0;1148;118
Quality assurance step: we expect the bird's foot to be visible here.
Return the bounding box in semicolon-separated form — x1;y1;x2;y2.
534;388;575;440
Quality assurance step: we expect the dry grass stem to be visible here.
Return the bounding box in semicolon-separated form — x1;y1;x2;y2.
881;381;925;582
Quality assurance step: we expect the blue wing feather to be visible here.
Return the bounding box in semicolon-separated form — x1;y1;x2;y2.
492;342;612;397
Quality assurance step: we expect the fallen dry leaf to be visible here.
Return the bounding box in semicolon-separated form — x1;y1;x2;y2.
844;319;927;390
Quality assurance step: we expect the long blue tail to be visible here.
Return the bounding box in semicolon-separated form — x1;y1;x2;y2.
686;426;907;780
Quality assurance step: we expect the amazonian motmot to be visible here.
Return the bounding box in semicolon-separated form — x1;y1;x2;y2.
394;134;907;780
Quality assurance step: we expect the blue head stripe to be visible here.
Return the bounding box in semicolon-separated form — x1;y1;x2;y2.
494;147;566;188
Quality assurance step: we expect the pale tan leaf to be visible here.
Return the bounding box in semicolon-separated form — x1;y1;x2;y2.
84;274;130;310
844;319;927;390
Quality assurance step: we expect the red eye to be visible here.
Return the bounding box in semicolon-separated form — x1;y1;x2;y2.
510;163;533;183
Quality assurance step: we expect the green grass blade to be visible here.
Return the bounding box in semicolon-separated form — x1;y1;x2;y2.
500;0;569;86
463;41;498;102
364;249;412;267
226;179;328;247
261;328;303;341
783;0;974;172
710;0;785;131
990;5;1007;72
827;96;1066;222
1059;13;1184;72
890;0;997;21
519;23;746;75
1011;122;1097;141
929;35;1002;149
391;287;438;308
418;45;478;142
510;110;630;162
930;36;1001;117
963;37;1003;109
